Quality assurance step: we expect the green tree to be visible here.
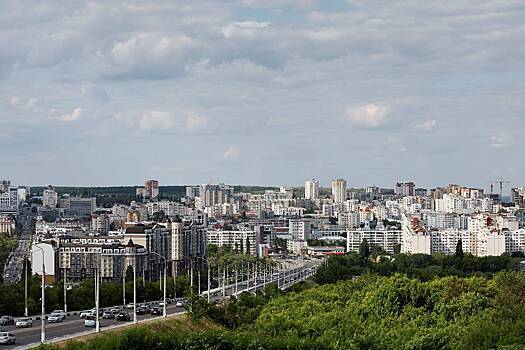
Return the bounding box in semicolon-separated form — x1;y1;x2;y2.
359;239;370;259
455;239;464;259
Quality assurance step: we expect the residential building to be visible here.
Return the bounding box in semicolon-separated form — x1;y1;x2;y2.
331;178;347;203
207;228;257;256
347;229;402;254
304;179;319;200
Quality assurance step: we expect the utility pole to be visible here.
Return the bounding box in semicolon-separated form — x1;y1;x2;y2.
123;267;126;306
63;268;67;313
133;257;137;324
24;257;28;317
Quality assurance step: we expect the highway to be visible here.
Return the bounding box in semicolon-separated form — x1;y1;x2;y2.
0;302;185;350
0;258;321;349
3;208;33;284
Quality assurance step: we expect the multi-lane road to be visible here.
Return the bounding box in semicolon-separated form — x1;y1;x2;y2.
3;208;33;283
0;258;320;349
0;302;185;350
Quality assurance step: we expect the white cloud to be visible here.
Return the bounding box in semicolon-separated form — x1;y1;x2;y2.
490;133;512;149
345;104;391;128
413;119;437;132
60;107;82;122
139;111;172;130
24;98;39;112
222;21;271;39
184;114;208;130
8;96;21;106
223;145;240;160
109;33;197;78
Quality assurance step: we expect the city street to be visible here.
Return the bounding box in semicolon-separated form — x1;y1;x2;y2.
3;208;33;284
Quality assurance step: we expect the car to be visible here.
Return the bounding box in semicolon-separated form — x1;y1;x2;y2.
139;303;150;311
0;332;15;345
84;315;96;328
150;307;161;316
80;309;96;319
125;303;134;309
51;310;66;319
136;308;146;315
116;312;130;321
47;313;64;323
110;307;122;314
102;311;113;319
0;316;14;326
15;318;32;328
158;301;165;307
175;301;183;307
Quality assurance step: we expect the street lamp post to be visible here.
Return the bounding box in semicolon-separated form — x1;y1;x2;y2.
33;245;46;344
133;257;137;324
24;255;28;317
151;252;167;318
63;268;67;313
196;257;211;303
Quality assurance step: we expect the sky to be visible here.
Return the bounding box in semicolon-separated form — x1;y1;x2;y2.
0;0;524;190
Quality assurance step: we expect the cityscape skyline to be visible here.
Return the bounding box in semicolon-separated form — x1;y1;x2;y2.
1;1;524;186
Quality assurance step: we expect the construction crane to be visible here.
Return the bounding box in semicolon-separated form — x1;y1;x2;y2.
487;178;510;199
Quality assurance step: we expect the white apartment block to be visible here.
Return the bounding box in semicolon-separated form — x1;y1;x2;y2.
304;179;319;200
146;201;192;218
347;229;402;254
289;219;312;240
331;178;347;203
287;239;307;255
206;229;257;256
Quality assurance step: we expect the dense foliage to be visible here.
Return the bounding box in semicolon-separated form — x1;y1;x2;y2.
0;236;18;277
315;252;521;284
255;271;525;349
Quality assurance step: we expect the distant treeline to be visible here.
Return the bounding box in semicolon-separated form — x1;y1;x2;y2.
30;185;279;198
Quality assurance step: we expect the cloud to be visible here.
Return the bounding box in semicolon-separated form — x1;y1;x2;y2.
490;133;512;149
139;111;172;130
223;146;240;160
8;96;39;112
8;96;21;106
413;119;437;132
60;107;82;122
222;21;271;39
345;104;391;128
184;114;208;130
108;32;198;79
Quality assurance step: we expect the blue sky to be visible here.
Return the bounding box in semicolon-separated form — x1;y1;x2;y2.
0;1;524;190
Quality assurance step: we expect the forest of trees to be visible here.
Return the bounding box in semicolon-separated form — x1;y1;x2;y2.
36;252;525;349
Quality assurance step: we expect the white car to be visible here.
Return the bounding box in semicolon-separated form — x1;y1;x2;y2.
47;313;64;323
175;301;183;307
80;309;96;319
0;332;15;345
15;318;32;328
125;303;134;309
52;310;66;319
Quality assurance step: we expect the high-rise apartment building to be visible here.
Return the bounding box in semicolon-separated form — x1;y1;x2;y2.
42;185;58;208
145;180;159;199
396;182;416;197
331;178;347;203
304;179;319;200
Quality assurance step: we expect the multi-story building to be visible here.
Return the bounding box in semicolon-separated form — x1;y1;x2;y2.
0;180;19;212
42;186;58;208
123;223;171;280
58;196;96;217
57;235;147;282
289;219;312;240
304;179;319;200
331;178;347;203
185;186;200;199
347;229;402;254
146;201;192;218
160;212;207;276
145;180;159;200
396;182;416;197
207;228;257;256
511;187;525;208
0;215;15;235
91;212;110;234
